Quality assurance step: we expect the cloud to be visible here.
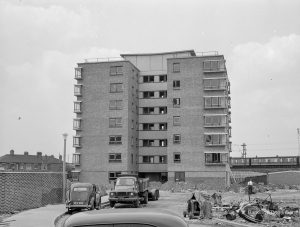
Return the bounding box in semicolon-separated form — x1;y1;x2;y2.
228;34;300;156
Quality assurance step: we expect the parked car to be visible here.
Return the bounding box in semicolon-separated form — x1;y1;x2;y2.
66;182;105;212
63;208;189;227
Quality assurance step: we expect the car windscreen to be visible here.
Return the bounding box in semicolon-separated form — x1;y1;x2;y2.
115;178;135;186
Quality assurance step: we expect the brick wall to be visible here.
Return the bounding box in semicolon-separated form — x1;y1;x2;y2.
0;172;63;213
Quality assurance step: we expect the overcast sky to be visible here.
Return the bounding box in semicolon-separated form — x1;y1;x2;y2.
1;0;300;160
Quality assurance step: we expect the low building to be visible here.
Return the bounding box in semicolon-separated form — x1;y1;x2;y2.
0;150;63;172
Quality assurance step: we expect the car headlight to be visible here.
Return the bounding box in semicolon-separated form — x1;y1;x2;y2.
110;192;115;197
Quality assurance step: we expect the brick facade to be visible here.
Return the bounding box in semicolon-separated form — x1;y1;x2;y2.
0;172;62;213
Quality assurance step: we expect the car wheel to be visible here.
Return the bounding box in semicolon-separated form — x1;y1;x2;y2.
144;193;148;204
109;201;115;208
134;200;140;208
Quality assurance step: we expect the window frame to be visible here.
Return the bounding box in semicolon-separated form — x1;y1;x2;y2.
142;156;155;164
109;100;123;110
173;116;181;126
173;80;181;89
173;134;181;144
108;171;121;181
109;135;122;145
173;63;180;73
110;66;123;76
173;153;181;163
109;117;122;128
173;98;181;108
109;153;122;163
110;83;123;93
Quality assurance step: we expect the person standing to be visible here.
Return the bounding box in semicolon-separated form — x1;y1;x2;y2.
247;179;253;201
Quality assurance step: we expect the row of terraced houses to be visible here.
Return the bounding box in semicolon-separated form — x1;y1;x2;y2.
71;50;232;188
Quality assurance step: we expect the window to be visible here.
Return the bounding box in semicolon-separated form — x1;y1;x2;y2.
203;60;225;72
205;134;226;146
74;85;82;96
159;123;167;131
204;79;226;90
174;153;181;163
109;135;122;145
143;139;154;147
173;116;180;126
159;139;167;147
204;97;226;108
109;153;122;163
75;67;82;79
143;107;155;114
159;156;167;164
173;98;180;107
143;75;154;83
73;153;81;165
159;106;167;114
173;63;180;72
143;123;154;131
110;83;123;93
73;136;81;147
142;156;154;163
204;115;225;127
110;66;123;75
74;102;81;113
109;100;123;110
109;171;121;181
159;91;167;98
173;80;180;89
109;118;122;128
205;153;228;164
143;91;155;98
73;119;81;130
159;75;167;82
173;134;181;144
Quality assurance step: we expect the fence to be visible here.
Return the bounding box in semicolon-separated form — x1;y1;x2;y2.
0;172;63;213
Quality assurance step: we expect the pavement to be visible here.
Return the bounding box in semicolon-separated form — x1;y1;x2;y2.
3;196;109;227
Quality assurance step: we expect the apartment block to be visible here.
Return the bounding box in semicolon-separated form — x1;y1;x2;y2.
72;50;231;188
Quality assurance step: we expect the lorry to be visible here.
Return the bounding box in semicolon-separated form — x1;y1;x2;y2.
108;174;159;208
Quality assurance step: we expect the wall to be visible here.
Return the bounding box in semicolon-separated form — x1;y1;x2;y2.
0;172;62;213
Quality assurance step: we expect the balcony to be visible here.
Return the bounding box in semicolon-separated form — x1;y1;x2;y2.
73;119;81;130
203;78;227;91
74;101;82;113
74;85;82;96
203;60;226;73
73;136;82;148
74;67;82;80
73;153;81;166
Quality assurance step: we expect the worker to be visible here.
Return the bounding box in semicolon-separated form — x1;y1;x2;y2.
247;179;253;201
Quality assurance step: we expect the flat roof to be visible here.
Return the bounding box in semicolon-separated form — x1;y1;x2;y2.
120;49;196;57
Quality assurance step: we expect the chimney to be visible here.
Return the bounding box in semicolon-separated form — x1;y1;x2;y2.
24;151;29;155
10;149;14;155
59;155;62;161
37;152;42;157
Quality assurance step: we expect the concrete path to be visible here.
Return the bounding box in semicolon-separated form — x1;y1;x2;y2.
3;196;109;227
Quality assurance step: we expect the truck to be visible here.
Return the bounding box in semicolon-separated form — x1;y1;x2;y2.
108;174;159;208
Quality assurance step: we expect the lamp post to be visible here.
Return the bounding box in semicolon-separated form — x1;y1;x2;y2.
62;133;68;203
297;128;300;157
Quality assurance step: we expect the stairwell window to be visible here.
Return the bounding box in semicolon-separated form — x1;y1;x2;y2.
173;63;180;72
110;66;123;75
109;118;122;128
110;83;123;93
109;135;122;145
174;153;181;163
173;80;180;89
109;153;122;162
173;98;181;108
173;134;181;144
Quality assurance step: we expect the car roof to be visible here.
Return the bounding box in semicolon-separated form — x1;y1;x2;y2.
71;182;93;189
63;208;188;227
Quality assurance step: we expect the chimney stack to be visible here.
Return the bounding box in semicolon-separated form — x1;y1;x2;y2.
24;151;29;155
37;152;42;157
10;149;14;155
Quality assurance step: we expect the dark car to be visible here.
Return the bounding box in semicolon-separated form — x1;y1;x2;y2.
63;208;189;227
66;182;105;212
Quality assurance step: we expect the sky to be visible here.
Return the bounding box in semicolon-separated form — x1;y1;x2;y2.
1;0;300;160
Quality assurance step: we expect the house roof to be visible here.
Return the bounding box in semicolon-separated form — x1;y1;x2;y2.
0;154;62;164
